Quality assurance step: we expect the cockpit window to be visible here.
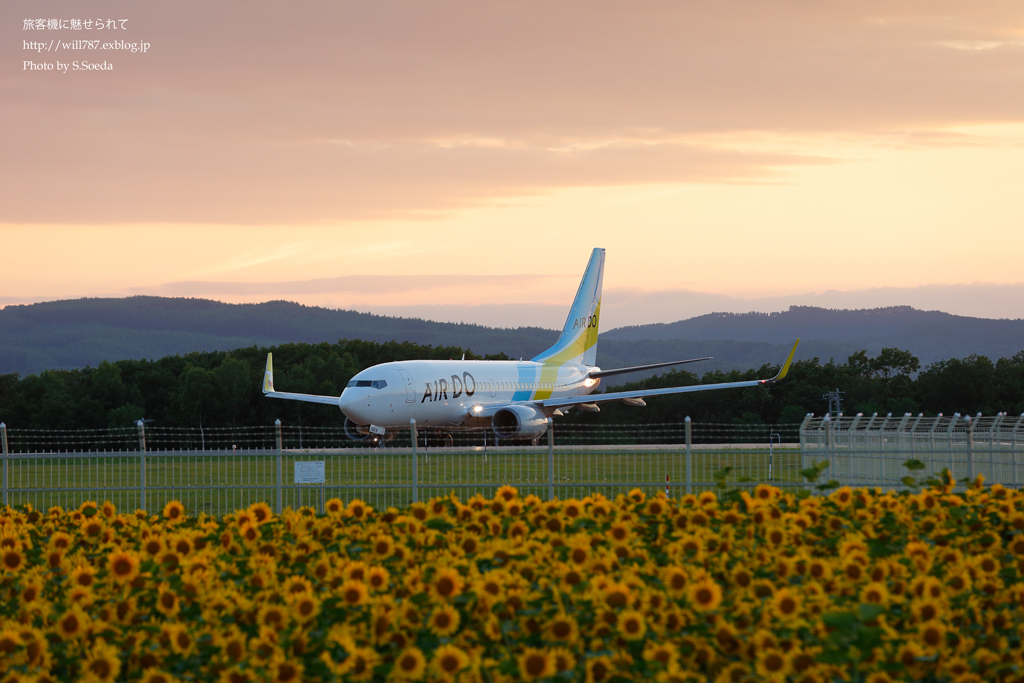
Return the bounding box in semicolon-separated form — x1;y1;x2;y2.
346;379;388;389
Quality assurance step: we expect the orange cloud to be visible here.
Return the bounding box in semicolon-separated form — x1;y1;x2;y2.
3;1;1023;224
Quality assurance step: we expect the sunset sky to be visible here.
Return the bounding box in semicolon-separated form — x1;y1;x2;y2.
3;1;1023;329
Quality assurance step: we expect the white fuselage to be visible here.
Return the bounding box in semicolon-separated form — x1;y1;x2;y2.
338;360;601;429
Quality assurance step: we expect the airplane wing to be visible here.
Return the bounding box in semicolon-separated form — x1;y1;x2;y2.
587;356;712;379
261;353;341;406
541;339;799;408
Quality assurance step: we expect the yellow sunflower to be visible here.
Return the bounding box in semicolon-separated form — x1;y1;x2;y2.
287;592;320;624
249;501;274;524
755;649;792;681
688;577;723;612
219;627;247;663
371;534;395;559
917;619;948;653
140;669;180;683
566;538;591;566
163;623;194;656
0;547;26;574
346;499;371;520
83;638;121;682
617;608;647;641
642;641;679;670
427;603;461;637
859;582;891;608
909;597;943;623
393;646;427;681
18;577;44;607
430;567;464;601
601;581;633;610
68;564;97;589
339;579;370;607
107;549;141;584
363;565;389;592
496;485;519;502
431;644;470;680
258;603;290;632
269;653;303;683
585;655;613;683
550;646;577;674
162;500;186;522
518;647;554;681
769;587;803;624
545;613;579;645
56;604;90;640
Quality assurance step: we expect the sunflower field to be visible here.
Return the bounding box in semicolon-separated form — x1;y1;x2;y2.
2;476;1023;683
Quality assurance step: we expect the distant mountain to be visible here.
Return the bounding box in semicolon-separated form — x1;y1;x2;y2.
0;297;558;375
603;306;1024;364
1;298;1020;378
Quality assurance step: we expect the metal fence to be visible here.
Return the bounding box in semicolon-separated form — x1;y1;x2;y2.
0;419;801;515
799;412;1024;489
3;413;1022;515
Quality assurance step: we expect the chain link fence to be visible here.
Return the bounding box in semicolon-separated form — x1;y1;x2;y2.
800;412;1024;489
3;413;1021;515
1;419;802;514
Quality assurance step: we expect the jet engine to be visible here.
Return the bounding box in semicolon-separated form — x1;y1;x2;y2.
491;405;549;440
344;417;372;441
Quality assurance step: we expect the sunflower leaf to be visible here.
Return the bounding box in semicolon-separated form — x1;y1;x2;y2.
821;611;857;631
857;604;886;622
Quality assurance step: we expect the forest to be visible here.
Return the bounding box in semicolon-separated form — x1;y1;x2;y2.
1;338;1022;431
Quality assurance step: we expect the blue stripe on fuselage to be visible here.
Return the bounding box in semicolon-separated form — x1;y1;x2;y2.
512;363;539;401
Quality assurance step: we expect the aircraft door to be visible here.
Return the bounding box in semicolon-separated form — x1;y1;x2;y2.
397;369;417;403
489;379;497;398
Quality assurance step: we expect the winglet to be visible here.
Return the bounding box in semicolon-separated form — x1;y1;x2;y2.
764;339;799;384
263;353;275;393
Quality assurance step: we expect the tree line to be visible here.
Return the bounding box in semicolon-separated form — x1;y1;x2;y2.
0;340;1022;430
580;347;1024;426
0;341;507;430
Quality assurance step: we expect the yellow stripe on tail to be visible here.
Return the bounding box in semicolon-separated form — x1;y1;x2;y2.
263;353;275;393
775;339;800;382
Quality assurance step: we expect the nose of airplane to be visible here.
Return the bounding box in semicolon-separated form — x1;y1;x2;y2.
338;388;366;422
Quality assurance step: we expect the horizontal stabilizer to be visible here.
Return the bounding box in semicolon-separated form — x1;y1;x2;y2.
264;390;341;406
261;353;341;406
588;356;711;379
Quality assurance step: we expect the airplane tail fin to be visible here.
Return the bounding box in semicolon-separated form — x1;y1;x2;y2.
532;247;605;367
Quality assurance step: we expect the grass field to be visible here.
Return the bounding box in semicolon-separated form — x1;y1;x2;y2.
2;444;805;515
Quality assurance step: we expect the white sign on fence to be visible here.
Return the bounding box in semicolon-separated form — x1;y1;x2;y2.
294;461;326;484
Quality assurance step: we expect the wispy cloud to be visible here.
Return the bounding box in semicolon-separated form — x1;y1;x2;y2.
3;1;1023;225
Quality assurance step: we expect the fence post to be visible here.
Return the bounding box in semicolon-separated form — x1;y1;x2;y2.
1014;413;1024;487
685;416;692;495
1;422;7;508
966;415;975;482
136;420;147;514
547;418;555;501
275;419;283;514
823;415;834;486
989;413;1004;483
798;414;811;485
410;419;418;504
948;413;960;478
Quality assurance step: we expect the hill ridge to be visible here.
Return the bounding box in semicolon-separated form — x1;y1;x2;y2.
2;297;1023;378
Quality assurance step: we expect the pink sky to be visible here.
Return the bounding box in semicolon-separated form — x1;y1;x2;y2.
2;1;1023;325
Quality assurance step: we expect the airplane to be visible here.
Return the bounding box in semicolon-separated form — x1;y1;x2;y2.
261;248;799;443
